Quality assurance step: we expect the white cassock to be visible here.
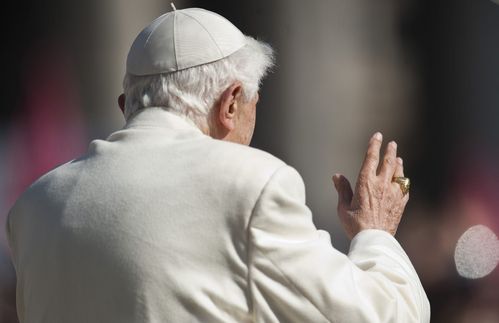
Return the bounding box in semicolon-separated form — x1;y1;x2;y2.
7;108;430;323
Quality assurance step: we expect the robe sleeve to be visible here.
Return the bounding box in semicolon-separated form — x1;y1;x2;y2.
247;165;430;323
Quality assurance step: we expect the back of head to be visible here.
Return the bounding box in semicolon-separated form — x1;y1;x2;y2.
123;7;274;128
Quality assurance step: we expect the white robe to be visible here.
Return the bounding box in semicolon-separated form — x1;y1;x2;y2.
7;108;430;322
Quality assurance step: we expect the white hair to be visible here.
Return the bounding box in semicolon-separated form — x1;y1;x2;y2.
122;36;274;128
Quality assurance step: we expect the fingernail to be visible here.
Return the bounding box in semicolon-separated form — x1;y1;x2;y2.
374;132;382;141
390;141;397;148
332;174;341;186
397;157;403;165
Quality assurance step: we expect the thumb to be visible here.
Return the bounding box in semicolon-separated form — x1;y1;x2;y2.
332;174;353;210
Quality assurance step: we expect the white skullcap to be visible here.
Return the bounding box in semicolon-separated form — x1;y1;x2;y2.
126;7;246;76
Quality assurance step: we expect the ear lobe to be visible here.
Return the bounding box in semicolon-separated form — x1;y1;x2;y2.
118;94;126;114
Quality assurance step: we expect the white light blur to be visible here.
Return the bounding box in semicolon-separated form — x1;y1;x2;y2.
454;225;499;279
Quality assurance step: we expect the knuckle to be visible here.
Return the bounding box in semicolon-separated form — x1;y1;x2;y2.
358;172;370;183
373;186;384;199
384;157;394;166
394;187;404;199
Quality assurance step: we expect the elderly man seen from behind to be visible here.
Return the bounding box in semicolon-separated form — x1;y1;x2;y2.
7;7;430;323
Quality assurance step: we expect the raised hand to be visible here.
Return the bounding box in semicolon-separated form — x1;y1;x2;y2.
332;132;409;239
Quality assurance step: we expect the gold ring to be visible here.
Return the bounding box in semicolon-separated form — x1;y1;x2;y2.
392;177;410;196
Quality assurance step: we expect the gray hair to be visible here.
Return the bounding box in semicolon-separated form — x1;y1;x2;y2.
122;36;274;128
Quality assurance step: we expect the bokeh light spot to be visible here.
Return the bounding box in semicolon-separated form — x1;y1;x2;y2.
454;225;499;279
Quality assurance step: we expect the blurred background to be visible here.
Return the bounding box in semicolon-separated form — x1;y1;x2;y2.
1;0;499;321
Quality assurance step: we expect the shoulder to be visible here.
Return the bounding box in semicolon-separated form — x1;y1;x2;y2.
196;138;304;205
6;159;75;248
206;138;287;179
8;158;80;219
211;139;306;196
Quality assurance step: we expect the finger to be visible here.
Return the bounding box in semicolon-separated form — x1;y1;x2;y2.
391;158;406;198
378;141;397;182
403;192;410;204
359;132;383;179
332;174;353;210
393;157;404;177
399;191;410;210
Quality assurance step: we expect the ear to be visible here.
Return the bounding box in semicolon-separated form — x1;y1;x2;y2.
217;82;243;131
118;94;126;114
